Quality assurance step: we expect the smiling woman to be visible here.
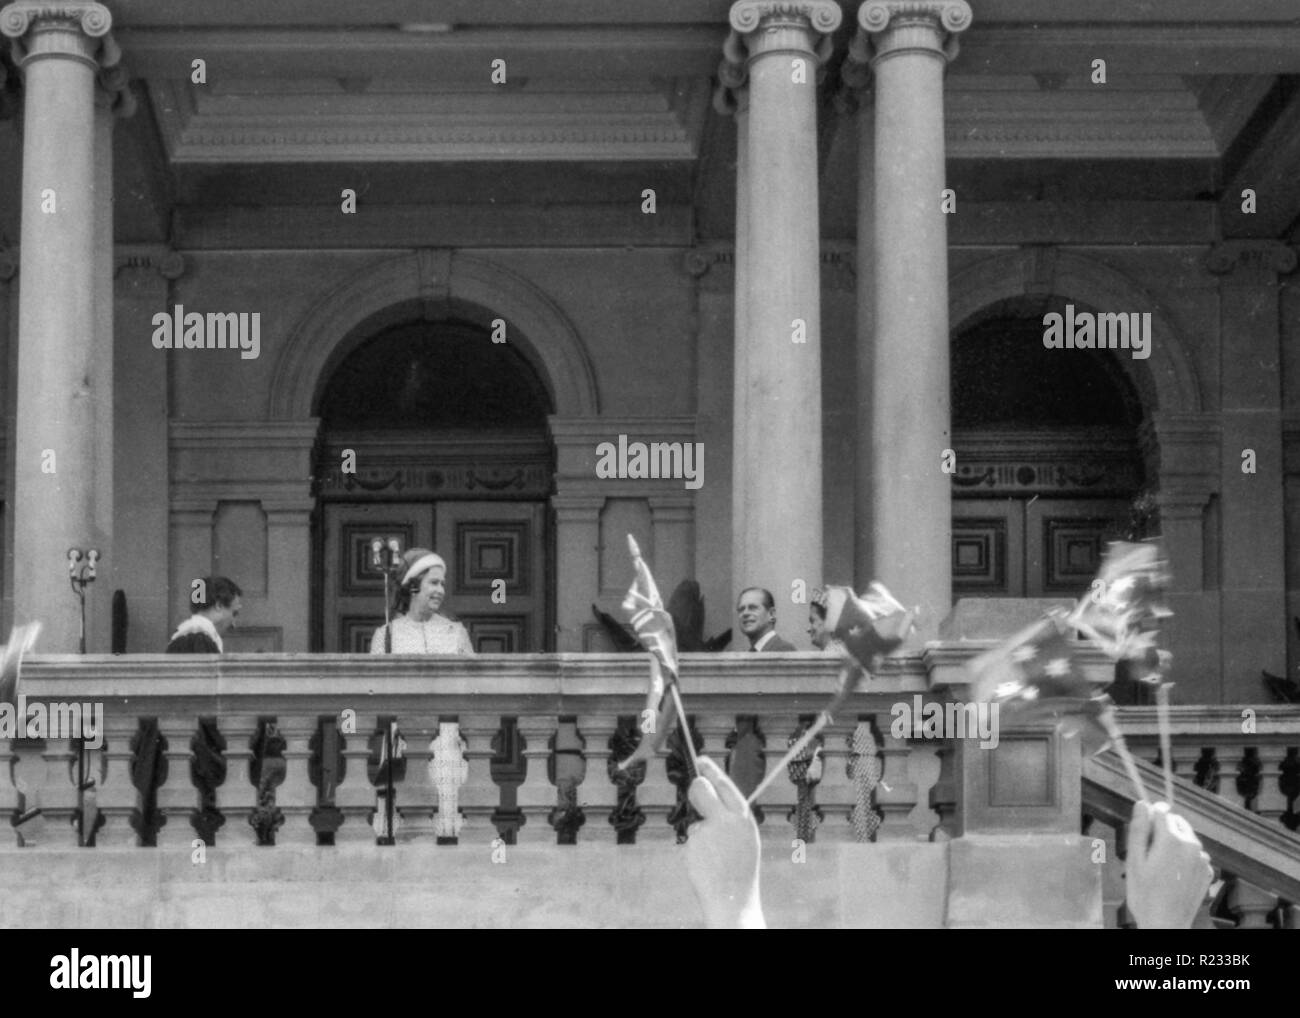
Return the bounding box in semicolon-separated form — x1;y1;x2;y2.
370;547;475;655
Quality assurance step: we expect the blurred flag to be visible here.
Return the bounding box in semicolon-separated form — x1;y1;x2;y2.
966;613;1114;755
0;622;41;708
618;536;682;769
1067;540;1171;661
821;583;915;672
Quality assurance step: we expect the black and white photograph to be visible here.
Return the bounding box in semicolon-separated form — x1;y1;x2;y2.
0;0;1296;974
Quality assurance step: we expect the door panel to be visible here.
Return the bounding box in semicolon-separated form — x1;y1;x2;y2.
1025;498;1129;597
322;503;435;652
435;501;547;653
953;499;1024;598
953;498;1127;599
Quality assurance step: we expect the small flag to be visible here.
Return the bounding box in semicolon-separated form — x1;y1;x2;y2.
617;536;683;769
821;583;915;672
966;613;1113;756
1067;541;1171;660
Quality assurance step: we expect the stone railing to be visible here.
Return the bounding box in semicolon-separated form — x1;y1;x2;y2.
2;650;1297;928
1;648;1114;850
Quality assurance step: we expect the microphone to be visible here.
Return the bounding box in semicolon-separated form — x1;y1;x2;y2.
370;538;384;570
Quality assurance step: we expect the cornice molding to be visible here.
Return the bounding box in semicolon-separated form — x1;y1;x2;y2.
149;76;710;164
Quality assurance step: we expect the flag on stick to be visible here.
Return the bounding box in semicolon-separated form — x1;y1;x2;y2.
617;536;686;770
966;612;1116;757
821;583;915;672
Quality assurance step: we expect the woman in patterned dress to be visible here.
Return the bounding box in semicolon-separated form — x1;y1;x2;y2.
370;547;475;655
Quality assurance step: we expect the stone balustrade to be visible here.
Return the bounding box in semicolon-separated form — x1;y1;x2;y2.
2;649;1296;928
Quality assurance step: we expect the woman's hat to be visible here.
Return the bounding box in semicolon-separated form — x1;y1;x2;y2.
400;548;446;587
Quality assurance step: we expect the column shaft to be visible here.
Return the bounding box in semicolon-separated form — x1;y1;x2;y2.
863;1;970;638
4;5;115;649
729;0;840;606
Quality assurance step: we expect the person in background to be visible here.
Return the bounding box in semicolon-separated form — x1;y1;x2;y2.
166;576;242;653
736;587;796;651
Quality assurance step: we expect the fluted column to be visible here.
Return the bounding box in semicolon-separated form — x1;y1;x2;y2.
857;0;969;640
2;2;119;649
728;0;840;605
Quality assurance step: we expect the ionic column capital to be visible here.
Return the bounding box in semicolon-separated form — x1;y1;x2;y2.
729;1;842;62
1;2;117;71
858;0;972;64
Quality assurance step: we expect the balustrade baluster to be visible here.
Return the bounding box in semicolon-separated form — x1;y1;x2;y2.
872;709;921;840
43;737;80;847
814;718;856;843
214;714;257;844
334;711;379;845
156;715;200;849
458;713;503;844
574;714;619;843
1226;877;1277;929
396;713;439;842
753;711;799;843
515;715;558;841
276;714;321;846
430;718;468;843
1255;741;1290;827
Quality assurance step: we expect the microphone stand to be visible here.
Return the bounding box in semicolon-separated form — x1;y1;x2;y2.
370;539;403;845
68;549;100;847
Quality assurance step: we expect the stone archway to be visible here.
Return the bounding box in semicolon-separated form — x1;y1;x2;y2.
950;248;1203;416
268;250;600;420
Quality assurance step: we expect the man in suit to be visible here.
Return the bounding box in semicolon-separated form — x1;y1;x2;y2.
736;587;797;651
166;576;243;653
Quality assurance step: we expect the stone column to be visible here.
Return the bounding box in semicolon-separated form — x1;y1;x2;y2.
841;44;877;588
89;66;133;651
2;1;119;649
1205;240;1296;700
857;0;970;640
728;0;840;608
114;248;184;652
266;505;314;653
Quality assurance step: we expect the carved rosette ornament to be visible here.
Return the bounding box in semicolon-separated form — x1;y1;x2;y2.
858;0;972;63
729;1;843;63
1;2;116;69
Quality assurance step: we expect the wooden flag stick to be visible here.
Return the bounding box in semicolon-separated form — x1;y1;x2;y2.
1155;683;1175;808
746;711;829;806
1098;709;1148;803
667;682;698;774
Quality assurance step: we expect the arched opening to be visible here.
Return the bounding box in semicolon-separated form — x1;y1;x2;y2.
950;295;1150;601
312;315;555;653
